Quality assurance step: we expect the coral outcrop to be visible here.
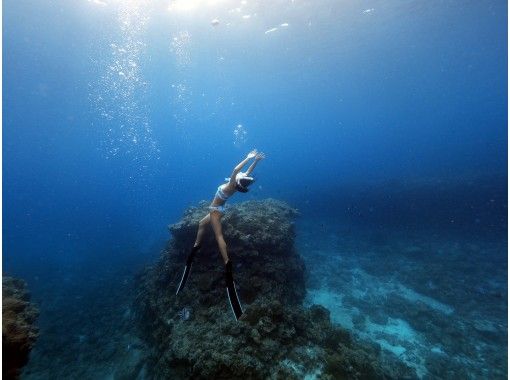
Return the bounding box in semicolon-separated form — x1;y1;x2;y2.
136;199;415;379
3;276;39;380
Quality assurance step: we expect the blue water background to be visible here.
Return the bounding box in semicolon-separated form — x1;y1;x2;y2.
4;1;506;277
3;0;507;377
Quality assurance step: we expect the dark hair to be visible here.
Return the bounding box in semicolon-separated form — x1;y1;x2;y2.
236;177;254;193
236;184;249;193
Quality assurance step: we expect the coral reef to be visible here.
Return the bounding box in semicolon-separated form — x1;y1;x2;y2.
298;220;508;379
136;199;415;379
3;276;39;380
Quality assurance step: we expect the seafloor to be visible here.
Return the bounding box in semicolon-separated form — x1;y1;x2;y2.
18;200;507;379
297;218;507;379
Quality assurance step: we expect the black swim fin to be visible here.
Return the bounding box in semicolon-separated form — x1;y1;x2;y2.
225;260;244;321
176;245;200;295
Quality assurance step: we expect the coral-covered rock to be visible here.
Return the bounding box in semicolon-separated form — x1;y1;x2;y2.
135;199;415;379
3;276;39;380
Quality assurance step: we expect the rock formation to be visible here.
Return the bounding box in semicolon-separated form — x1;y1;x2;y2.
136;199;415;379
3;276;39;380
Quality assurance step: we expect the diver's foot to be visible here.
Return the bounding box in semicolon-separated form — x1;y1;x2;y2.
176;245;201;295
224;260;233;281
187;244;201;265
224;260;243;321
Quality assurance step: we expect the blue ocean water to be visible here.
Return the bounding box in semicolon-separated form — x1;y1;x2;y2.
3;0;507;378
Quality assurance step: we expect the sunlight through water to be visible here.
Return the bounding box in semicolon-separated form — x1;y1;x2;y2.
90;0;159;163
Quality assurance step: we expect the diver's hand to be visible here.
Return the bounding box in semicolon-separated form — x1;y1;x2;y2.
255;152;265;161
247;149;258;159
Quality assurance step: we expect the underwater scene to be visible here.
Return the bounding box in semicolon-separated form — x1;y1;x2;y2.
3;0;507;379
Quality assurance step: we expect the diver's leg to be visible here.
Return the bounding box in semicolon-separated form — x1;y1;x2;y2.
176;214;209;295
210;211;244;320
210;211;229;264
194;214;211;247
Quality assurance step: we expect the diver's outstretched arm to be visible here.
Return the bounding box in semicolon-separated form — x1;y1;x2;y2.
245;152;265;176
229;150;257;183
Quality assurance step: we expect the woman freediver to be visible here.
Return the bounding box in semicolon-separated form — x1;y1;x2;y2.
176;149;265;320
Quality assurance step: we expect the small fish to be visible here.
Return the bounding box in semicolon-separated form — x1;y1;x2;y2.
178;307;192;321
265;27;278;34
211;18;220;26
363;8;374;14
280;23;289;27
